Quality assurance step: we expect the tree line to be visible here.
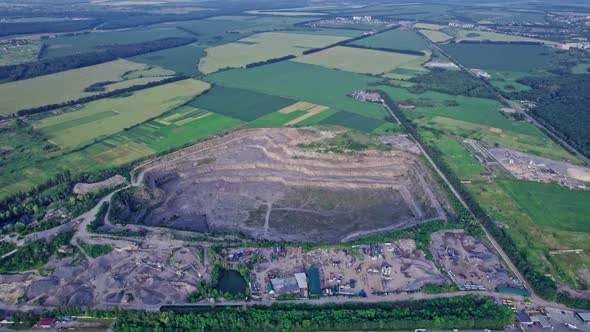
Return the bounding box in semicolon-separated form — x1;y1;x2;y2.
378;90;590;309
33;295;512;331
14;76;187;117
0;37;195;83
345;44;426;56
0;20;100;37
302;25;399;55
245;55;296;68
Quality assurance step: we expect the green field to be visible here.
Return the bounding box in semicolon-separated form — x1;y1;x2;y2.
42;26;192;59
351;29;430;52
281;28;365;38
246;111;308;127
0;59;154;115
490;79;531;93
415;116;574;162
35;79;210;148
372;122;402;135
413;23;447;30
488;70;534;92
429;135;488;180
498;179;590;232
454;30;555;45
208;61;388;120
130;42;205;76
378;85;542;136
453;8;546;24
91;108;241;159
293;108;340;126
464;160;590;289
441;43;553;72
572;62;590;74
293;46;428;75
190;86;295;121
319;111;384;132
198;32;346;74
0;103;239;197
178;16;311;41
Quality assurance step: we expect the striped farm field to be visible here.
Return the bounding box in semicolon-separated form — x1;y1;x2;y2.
92;142;155;165
190;85;295;121
0;60;150;115
35;79;210;149
293;46;429;75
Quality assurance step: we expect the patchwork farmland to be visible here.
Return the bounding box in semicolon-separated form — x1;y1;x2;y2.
198;32;347;74
0;59;171;115
35;79;210;148
1;2;590;317
293;46;429;75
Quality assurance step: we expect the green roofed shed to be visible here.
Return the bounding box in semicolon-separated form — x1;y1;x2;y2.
308;266;321;295
496;287;531;296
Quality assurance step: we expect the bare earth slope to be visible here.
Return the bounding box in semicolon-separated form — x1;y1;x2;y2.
118;128;452;242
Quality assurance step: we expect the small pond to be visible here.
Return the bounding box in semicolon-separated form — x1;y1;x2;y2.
215;269;247;296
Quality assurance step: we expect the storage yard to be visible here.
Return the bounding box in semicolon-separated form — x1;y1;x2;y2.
488;147;590;189
224;239;448;300
429;230;519;291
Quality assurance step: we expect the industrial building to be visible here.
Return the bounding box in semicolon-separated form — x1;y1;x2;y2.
577;312;590;324
269;273;309;298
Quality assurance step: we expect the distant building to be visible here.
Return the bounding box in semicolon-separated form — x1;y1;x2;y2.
577;312;590;324
270;276;300;296
558;42;590;50
57;246;73;255
470;68;491;79
38;318;56;329
351;90;382;103
448;22;475;29
530;314;551;329
397;103;416;110
516;313;533;326
294;273;309;297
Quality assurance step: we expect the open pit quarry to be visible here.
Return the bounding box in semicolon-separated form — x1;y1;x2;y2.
117;128;453;243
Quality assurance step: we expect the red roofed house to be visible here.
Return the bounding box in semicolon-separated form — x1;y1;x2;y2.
38;317;56;329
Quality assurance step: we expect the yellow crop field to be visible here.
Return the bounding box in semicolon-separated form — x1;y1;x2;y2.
35;79;210;149
0;59;151;115
198;32;346;74
293;46;429;75
414;23;447;30
419;30;453;43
